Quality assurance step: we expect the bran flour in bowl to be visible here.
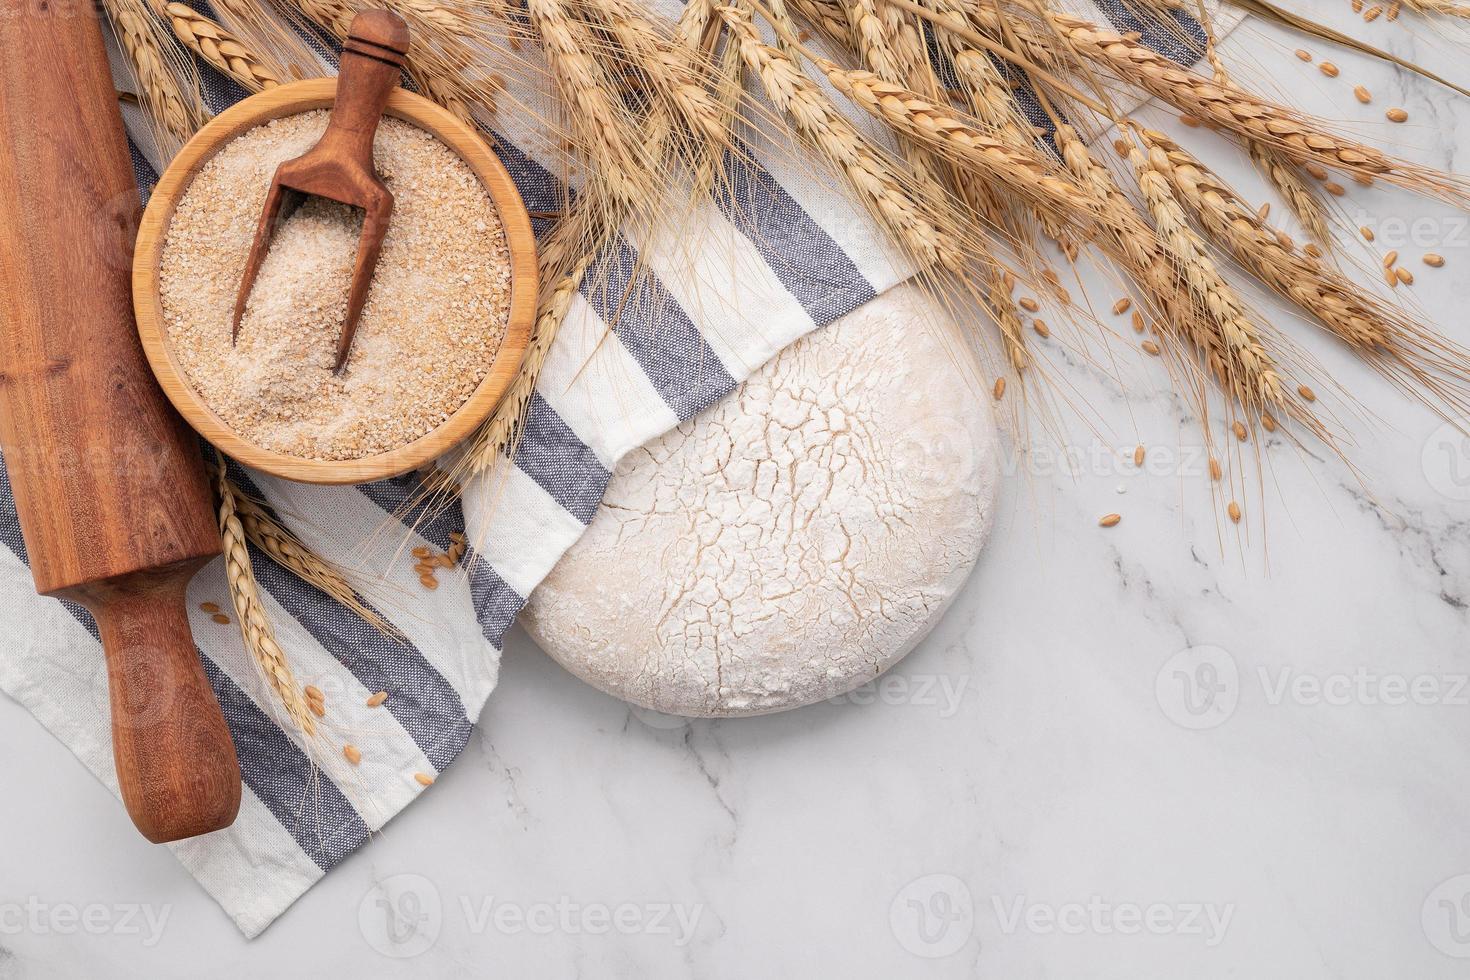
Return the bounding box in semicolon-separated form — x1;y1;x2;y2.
158;109;513;463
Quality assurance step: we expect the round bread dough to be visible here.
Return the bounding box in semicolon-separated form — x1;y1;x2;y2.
522;284;999;716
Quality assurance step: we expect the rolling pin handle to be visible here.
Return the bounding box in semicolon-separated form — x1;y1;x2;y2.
79;564;242;843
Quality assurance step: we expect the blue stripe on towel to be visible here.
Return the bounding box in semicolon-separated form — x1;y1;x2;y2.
715;141;877;325
225;467;473;770
515;392;614;524
1096;0;1207;66
586;237;739;418
200;655;372;869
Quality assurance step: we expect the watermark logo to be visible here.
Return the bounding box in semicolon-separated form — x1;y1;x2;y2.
893;415;981;500
1423;874;1470;958
889;874;974;958
359;873;442;959
1155;646;1239;730
1422;418;1470;502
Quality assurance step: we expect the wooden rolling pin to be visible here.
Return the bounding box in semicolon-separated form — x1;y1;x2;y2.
0;0;241;841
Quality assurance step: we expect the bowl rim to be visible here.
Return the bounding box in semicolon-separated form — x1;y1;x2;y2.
133;78;537;485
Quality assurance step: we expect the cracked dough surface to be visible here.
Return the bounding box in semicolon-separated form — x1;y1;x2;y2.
523;284;999;716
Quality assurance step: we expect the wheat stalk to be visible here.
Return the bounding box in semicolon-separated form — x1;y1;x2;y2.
102;0;206;158
216;459;317;739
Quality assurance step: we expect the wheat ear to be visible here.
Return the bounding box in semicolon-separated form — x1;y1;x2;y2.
229;486;401;639
1198;36;1331;248
1044;11;1470;204
216;459;317;738
102;0;206;158
1054;124;1231;384
283;0;491;123
1141;129;1470;413
721;5;977;274
156;1;286;93
1122;133;1294;425
1401;0;1470;15
574;0;736;152
792;53;1099;236
527;0;661;209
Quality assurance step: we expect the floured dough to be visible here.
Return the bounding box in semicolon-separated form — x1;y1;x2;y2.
523;284;999;716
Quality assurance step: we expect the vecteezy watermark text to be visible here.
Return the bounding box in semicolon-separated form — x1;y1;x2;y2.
359;874;705;958
0;898;171;947
992;895;1234;947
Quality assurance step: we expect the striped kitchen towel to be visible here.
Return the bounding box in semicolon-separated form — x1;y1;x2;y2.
0;0;1230;936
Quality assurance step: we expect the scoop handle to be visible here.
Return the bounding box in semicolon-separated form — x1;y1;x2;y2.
74;562;242;844
322;9;410;164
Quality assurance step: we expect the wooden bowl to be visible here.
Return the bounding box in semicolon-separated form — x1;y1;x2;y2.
133;79;537;485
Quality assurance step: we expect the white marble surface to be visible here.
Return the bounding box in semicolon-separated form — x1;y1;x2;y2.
4;6;1470;977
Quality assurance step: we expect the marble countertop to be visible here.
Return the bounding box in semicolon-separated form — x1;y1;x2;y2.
3;5;1469;977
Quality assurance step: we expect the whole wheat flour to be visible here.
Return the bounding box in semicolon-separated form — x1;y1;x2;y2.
159;110;511;460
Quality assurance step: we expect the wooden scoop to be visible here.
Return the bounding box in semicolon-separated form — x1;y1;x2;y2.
231;9;410;372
